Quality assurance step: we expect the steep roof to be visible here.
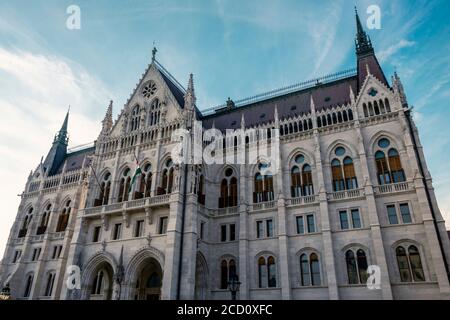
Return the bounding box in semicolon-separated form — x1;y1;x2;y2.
55;146;95;174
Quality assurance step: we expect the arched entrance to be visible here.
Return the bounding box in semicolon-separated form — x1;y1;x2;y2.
134;257;163;300
194;253;208;300
88;262;114;300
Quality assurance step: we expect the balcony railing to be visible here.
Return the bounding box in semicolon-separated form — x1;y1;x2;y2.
251;201;276;212
330;188;364;200
85;194;170;215
50;231;65;240
375;181;411;194
287;195;317;206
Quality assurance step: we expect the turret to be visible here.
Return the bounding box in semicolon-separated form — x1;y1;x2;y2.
42;109;69;176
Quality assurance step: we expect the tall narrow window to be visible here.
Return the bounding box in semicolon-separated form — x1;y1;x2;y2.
387;205;398;225
343;157;357;189
197;174;205;205
351;209;362;229
296;216;305;234
310;253;321;286
112;223;122;240
159;159;174;195
229;224;236;241
136;164;152;199
306;214;315;233
332;159;345;191
221;225;227;242
290;155;314;197
220;260;228;289
408;245;425;281
300;254;310;286
266;219;273;237
159;217;168;234
118;168;131;202
44;273;55;297
356;249;368;283
92;226;101;242
267;256;277;288
135;220;144;237
399;203;412;223
258;257;266;288
375;151;390;185
388;149;405;183
19;207;33;238
91;270;104;295
37;204;51;235
256;221;264;239
345;250;358;284
24;274;34;298
254;163;274;203
396;246;412;282
56;200;71;232
339;211;349;230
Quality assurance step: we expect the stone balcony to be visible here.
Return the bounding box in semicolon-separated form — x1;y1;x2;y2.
84;194;171;216
329;188;365;201
374;181;413;195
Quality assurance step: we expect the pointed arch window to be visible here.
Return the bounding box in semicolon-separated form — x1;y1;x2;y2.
56;200;71;232
148;98;161;126
220;258;237;289
197;173;205;205
253;163;274;203
219;168;238;208
91;270;105;295
23;274;34;298
135;163;152;199
375;138;406;185
96;172;111;206
19;207;33;238
118;168;131;202
345;248;368;284
158;159;174;195
291;154;314;197
37;204;51;235
44;272;56;297
396;245;425;282
331;147;358;192
300;252;321;286
129;105;141;132
258;255;277;288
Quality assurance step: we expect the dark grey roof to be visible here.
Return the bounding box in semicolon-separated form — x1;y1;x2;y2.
55;146;95;174
200;76;357;131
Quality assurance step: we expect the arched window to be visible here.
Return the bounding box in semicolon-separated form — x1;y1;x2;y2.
37;204;51;235
158;159;174;195
135;163;152;199
44;272;56;297
129;105;141;131
118;168;131;202
149;99;161;126
219;168;238;208
345;248;368;284
291;155;314;198
253;163;274;203
23;274;34;298
375;138;406;185
220;258;237;289
258;256;277;288
300;252;321;286
396;245;425;282
55;200;71;232
91;270;104;295
19;207;33;238
96;172;111;206
331;147;358;191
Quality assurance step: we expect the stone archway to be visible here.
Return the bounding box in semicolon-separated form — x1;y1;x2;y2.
133;257;163;300
86;261;114;300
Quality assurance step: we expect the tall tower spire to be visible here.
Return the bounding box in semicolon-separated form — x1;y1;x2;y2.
43;109;70;175
184;73;196;110
355;7;374;56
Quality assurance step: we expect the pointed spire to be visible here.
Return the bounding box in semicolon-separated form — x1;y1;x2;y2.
54;108;69;145
310;95;316;114
241;113;245;129
101;100;113;134
349;85;356;104
392;71;408;107
355;7;374;55
152;46;157;63
184;73;196;109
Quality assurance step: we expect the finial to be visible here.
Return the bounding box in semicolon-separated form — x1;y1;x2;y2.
152;45;157;62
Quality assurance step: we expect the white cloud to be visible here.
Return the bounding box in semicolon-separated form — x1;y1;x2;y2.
0;48;112;260
378;39;415;63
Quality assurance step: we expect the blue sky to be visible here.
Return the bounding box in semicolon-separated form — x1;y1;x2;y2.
0;0;449;258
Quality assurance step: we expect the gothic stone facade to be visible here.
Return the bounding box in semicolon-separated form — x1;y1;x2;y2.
2;13;450;300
